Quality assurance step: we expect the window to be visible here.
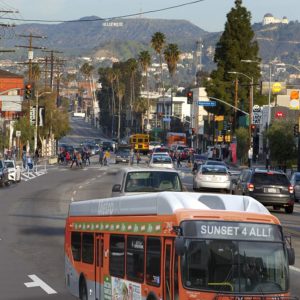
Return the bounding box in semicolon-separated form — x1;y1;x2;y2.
71;232;81;262
253;173;289;185
110;235;125;278
146;237;161;286
82;233;94;264
126;236;145;282
173;103;182;116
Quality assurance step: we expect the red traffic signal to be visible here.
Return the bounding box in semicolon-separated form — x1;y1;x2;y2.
187;91;193;104
25;84;32;99
251;124;256;130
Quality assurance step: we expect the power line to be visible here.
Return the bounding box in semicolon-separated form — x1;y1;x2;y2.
0;0;205;23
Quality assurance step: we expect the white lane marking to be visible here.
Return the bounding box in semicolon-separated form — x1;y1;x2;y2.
24;274;57;294
79;185;83;189
71;197;74;202
290;266;300;273
73;190;77;195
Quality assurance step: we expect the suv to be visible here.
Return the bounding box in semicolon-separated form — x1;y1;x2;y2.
234;168;294;214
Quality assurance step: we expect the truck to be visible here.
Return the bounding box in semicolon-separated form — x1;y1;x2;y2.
167;132;187;148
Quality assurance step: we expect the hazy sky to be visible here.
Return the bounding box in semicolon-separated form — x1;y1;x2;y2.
4;0;300;32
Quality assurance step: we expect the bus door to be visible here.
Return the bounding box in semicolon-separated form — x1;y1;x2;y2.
164;239;174;300
95;234;104;299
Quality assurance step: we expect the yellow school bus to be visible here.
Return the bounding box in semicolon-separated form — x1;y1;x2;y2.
65;192;295;300
129;133;149;154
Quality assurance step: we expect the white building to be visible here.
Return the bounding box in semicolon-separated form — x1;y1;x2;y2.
262;13;288;26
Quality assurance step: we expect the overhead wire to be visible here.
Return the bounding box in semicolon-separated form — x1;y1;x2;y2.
0;0;205;23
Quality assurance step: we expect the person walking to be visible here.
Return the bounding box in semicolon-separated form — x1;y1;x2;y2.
176;152;181;168
104;150;110;166
76;151;83;168
99;148;104;165
248;146;253;168
136;150;141;165
70;151;78;168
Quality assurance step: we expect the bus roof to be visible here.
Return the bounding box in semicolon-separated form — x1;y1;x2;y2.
68;192;271;217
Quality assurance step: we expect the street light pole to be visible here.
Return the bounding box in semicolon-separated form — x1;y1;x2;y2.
34;91;51;151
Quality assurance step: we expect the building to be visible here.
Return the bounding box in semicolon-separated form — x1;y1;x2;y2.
0;69;24;152
262;13;288;26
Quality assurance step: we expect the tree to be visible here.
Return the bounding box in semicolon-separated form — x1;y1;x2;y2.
164;43;180;84
151;32;166;95
138;50;151;128
266;120;296;168
205;0;261;119
235;127;249;164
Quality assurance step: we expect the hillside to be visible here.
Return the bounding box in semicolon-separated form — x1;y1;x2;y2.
1;17;300;66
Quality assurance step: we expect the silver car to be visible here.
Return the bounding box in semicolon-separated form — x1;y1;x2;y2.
111;167;183;197
193;164;231;193
289;172;300;202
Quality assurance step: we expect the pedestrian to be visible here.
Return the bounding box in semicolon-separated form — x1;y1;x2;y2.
266;151;270;170
130;148;134;165
34;148;40;165
85;150;90;166
248;146;253;168
65;151;71;165
176;153;181;168
99;148;104;165
70;151;78;168
104;150;110;166
136;150;141;164
76;151;83;168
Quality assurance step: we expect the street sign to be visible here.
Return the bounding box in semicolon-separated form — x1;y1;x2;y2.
163;117;171;122
272;82;282;93
252;111;262;125
197;101;216;107
16;131;21;137
252;105;261;112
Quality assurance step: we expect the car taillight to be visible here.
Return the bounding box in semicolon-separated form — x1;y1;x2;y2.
288;185;294;193
247;183;254;192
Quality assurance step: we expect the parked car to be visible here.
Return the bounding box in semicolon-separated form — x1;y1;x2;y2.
111;167;184;197
193;164;232;193
289;171;300;202
233;168;295;213
0;159;10;187
149;154;174;169
4;160;21;183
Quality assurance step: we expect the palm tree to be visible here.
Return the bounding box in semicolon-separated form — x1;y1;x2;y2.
164;43;180;84
151;32;166;97
164;43;180;130
138;50;151;130
107;68;117;137
126;59;138;128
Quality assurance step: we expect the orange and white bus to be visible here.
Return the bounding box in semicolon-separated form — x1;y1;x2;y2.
65;192;295;300
129;133;149;154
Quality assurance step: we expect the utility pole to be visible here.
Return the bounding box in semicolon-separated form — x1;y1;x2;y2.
234;77;238;131
42;50;63;90
15;33;47;82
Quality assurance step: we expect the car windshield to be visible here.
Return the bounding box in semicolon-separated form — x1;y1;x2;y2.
180;221;288;294
5;161;14;168
253;173;289;185
124;171;182;192
153;156;172;164
201;166;227;174
117;149;130;155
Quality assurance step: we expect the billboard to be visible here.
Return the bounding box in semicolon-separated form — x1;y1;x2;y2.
261;81;286;95
0;95;23;112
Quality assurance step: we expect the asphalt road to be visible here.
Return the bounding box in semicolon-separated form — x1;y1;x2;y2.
0;161;299;299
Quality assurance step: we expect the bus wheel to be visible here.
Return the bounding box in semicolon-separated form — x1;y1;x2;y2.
79;278;88;300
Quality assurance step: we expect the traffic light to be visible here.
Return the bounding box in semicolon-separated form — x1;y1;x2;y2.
251;124;256;136
294;124;299;137
25;84;32;100
187;91;193;104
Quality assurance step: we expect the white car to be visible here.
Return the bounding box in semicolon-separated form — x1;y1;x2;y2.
149;154;174;169
111;167;184;197
4;160;21;183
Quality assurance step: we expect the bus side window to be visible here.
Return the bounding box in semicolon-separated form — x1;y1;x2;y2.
109;235;125;278
146;237;161;286
71;232;81;262
82;233;94;264
126;236;145;283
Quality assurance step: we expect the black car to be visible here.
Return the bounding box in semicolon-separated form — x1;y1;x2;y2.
233;168;295;214
0;159;9;187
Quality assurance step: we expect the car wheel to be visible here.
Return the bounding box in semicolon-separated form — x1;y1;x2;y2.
285;206;294;214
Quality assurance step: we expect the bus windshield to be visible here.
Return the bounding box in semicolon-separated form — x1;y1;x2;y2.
181;221;288;294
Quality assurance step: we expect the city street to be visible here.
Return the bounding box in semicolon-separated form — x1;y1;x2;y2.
0;117;299;299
